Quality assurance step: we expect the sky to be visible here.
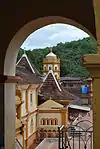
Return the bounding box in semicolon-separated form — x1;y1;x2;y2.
21;23;89;50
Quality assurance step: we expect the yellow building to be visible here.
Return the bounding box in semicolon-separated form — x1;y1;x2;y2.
15;53;42;149
43;48;60;80
37;69;81;141
37;99;67;140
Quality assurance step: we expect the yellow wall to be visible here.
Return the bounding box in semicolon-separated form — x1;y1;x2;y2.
43;57;60;80
16;84;39;148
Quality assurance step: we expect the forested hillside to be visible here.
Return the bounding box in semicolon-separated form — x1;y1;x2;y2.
17;37;97;78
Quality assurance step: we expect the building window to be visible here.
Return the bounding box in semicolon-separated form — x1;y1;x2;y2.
54;119;58;125
51;119;53;125
30;93;33;106
41;118;58;125
41;118;45;125
47;119;49;125
42;119;45;125
49;66;51;70
48;64;52;70
55;66;57;71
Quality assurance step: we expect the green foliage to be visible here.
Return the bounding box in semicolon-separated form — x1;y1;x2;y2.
17;37;97;78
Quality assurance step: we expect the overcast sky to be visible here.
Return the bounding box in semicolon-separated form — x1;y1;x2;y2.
21;23;89;50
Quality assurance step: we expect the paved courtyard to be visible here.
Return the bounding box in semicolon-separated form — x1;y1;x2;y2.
35;137;93;149
35;138;58;149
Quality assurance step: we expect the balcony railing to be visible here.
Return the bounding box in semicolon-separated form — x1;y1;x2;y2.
15;138;23;149
58;120;93;149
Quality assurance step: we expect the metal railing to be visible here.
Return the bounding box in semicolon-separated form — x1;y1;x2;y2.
15;138;23;149
58;120;93;149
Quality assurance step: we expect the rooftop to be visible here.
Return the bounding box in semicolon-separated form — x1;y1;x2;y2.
45;48;57;60
39;99;63;109
16;53;42;84
39;70;80;103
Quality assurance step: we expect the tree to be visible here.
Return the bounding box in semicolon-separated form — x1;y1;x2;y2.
17;37;97;78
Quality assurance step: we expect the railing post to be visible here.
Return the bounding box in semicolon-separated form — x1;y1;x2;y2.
62;129;63;149
58;126;61;149
65;127;67;149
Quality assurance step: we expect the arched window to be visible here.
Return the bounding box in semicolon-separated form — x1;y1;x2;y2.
47;119;49;125
41;118;45;125
54;119;58;125
48;64;52;70
55;66;57;71
41;118;58;125
42;119;45;125
49;66;51;70
51;119;53;125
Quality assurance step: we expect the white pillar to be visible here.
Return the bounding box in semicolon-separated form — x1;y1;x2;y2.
5;83;16;149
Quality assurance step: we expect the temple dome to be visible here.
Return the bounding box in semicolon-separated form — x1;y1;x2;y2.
46;48;57;59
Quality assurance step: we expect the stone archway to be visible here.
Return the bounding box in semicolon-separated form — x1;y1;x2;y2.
2;16;96;149
4;16;95;76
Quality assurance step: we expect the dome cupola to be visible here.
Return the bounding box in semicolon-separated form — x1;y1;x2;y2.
46;48;57;60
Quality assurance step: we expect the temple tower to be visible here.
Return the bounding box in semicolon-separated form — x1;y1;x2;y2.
43;48;60;80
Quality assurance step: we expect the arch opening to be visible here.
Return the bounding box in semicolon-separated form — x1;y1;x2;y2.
3;16;96;148
4;16;95;76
